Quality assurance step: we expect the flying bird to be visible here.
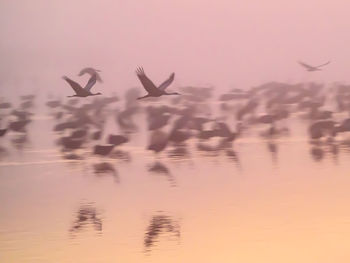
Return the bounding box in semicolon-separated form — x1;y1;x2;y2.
78;67;103;82
63;75;102;98
298;61;331;71
135;67;179;100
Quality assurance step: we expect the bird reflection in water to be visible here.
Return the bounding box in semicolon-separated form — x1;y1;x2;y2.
310;146;324;162
144;213;180;253
109;149;132;162
93;162;119;183
69;203;102;236
11;134;30;150
328;142;339;164
226;149;242;170
266;141;279;164
0;146;9;160
339;139;350;153
308;140;340;164
148;162;176;187
168;144;191;160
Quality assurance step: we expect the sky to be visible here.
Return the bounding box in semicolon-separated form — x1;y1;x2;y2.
1;0;350;95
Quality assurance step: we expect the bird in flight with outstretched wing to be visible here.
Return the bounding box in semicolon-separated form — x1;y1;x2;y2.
135;67;179;100
298;60;331;71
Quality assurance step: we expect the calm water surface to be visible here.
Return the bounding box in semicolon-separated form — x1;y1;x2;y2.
1;102;350;263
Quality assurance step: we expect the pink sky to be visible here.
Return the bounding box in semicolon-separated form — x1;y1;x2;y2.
1;0;350;94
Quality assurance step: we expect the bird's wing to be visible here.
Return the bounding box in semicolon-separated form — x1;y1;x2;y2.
95;72;103;83
316;61;331;68
84;74;97;92
78;67;99;76
298;61;314;70
79;68;103;83
158;73;175;90
135;67;159;94
62;76;87;95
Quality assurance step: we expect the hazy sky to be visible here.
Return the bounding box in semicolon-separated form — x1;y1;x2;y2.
1;0;350;95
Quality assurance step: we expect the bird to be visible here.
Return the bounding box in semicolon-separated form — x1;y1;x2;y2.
0;129;7;137
78;67;103;91
9;120;30;132
78;67;103;82
135;67;179;99
93;144;115;156
108;134;129;146
63;75;102;98
298;61;331;71
0;102;12;109
59;136;84;150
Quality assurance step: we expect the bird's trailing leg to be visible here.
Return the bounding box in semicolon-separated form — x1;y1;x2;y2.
137;95;150;100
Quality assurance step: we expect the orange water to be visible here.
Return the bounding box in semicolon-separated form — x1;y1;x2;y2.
1;111;350;263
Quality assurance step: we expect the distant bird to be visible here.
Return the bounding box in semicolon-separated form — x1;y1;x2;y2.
0;102;12;109
0;129;7;137
148;113;171;130
309;120;336;139
108;134;129;146
93;144;115;156
147;130;168;153
20;100;34;110
70;129;88;139
59;136;84;150
11;134;28;150
168;129;192;143
46;100;61;108
9;120;30;132
54;121;79;132
91;130;102;140
20;95;35;101
63;153;83;160
298;61;331;72
63;75;102;98
136;67;179;99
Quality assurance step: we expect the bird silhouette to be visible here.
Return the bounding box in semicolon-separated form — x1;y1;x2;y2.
0;128;7;137
78;67;103;82
63;75;102;98
298;61;330;71
135;67;179;99
93;144;115;156
144;214;180;252
0;102;12;109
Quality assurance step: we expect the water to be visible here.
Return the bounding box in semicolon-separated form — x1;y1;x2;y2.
1;102;350;263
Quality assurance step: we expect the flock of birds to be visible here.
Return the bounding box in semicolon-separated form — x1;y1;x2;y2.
62;66;179;99
4;59;350;251
62;61;331;99
1;60;350;165
68;201;180;253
